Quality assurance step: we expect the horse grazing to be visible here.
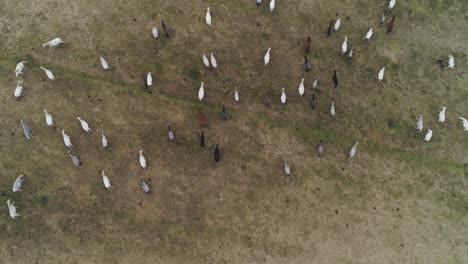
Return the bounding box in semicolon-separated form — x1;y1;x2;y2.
386;16;395;33
265;92;273;107
198;111;207;128
214;144;220;162
304;36;311;54
332;70;338;88
327;21;333;37
162;20;170;38
310;93;316;109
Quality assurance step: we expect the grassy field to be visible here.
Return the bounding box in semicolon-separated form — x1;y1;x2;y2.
0;0;467;263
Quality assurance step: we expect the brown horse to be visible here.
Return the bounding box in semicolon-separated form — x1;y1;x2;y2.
162;20;170;38
198;111;207;128
327;21;333;37
386;16;395;33
304;36;311;54
332;70;338;88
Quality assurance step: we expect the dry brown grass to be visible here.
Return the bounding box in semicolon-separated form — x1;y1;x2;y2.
0;0;467;263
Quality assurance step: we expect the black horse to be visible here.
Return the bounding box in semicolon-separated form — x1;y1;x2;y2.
214;144;220;162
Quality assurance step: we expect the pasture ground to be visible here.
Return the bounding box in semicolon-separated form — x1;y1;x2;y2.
0;0;467;263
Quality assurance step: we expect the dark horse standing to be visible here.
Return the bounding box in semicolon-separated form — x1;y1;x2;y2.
304;36;311;54
214;144;220;162
162;20;170;38
200;132;205;147
386;16;395;33
332;70;338;88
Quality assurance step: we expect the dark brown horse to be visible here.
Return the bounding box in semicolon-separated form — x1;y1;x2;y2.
310;93;316;109
304;36;311;54
214;144;220;162
327;21;333;37
332;70;338;88
200;132;205;147
198;111;207;128
386;16;395;33
162;20;170;38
